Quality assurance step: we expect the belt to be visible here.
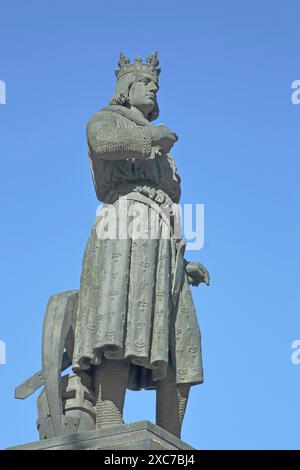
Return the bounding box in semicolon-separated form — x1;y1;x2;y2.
122;192;186;306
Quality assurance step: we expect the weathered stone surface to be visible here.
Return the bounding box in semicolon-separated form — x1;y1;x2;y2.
15;51;210;442
7;421;194;450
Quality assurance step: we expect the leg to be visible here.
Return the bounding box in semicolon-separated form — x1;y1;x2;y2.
93;358;129;429
156;366;190;438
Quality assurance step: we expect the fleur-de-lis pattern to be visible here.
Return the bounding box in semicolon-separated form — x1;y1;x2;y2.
72;196;203;388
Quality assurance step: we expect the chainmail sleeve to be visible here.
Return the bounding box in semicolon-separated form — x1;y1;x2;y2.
87;111;152;160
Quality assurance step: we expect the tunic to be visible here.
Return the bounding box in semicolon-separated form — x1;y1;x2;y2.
72;104;203;389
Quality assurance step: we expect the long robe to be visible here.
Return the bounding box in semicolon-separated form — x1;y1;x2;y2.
72;105;203;389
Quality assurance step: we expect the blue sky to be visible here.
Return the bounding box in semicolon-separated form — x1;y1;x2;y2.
0;0;300;450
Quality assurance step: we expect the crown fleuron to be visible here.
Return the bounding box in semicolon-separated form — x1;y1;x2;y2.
115;51;161;80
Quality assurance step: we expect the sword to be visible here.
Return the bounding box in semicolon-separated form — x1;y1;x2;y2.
15;351;72;400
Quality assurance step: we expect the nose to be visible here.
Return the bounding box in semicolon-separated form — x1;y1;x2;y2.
149;82;158;93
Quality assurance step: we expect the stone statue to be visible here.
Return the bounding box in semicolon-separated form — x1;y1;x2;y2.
15;51;209;442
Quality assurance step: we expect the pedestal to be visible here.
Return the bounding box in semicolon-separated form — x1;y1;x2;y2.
7;421;195;450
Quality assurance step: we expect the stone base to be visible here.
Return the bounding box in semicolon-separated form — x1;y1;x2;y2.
7;421;195;450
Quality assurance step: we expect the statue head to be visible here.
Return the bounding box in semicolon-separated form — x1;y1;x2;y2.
110;51;160;121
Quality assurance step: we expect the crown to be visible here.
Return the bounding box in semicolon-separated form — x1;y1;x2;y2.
115;51;161;80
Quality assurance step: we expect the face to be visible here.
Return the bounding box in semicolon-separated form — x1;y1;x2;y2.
128;74;159;117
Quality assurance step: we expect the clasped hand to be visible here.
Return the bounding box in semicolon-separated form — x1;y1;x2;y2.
150;124;178;154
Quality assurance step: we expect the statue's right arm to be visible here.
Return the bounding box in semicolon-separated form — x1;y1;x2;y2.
87;111;152;160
